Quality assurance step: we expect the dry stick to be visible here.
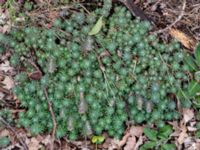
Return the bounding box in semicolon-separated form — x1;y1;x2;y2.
117;0;153;23
44;88;57;150
0;86;10;95
24;58;41;72
153;0;186;34
0;117;28;150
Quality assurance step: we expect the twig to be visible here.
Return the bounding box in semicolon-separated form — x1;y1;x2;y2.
0;86;10;95
153;0;186;34
24;58;40;72
44;88;57;150
117;0;153;23
0;117;28;150
78;3;90;14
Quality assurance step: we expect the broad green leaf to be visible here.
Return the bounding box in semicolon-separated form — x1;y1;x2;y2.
158;125;173;139
162;144;176;150
188;80;200;97
139;141;157;150
143;128;158;141
91;136;98;143
88;16;104;35
195;43;200;65
91;135;105;144
184;54;198;71
97;136;105;143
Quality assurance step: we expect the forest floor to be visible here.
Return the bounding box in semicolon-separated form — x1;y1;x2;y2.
0;0;200;150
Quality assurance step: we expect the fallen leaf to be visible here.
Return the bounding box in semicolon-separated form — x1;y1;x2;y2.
183;137;197;150
118;132;130;147
124;136;136;150
28;137;42;150
108;138;122;150
196;139;200;149
2;24;11;33
169;28;196;50
0;92;4;99
177;127;188;145
2;76;14;90
0;129;10;137
88;16;104;35
41;135;51;146
102;137;112;149
183;108;194;124
0;61;13;72
134;136;144;150
130;126;144;137
187;126;197;132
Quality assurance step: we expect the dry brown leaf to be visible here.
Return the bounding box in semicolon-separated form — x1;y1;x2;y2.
108;138;123;150
169;28;196;50
124;136;136;150
2;76;14;90
1;24;11;33
0;92;4;99
0;61;13;73
196;139;200;149
183;137;197;150
0;129;10;137
177;127;188;145
41;135;51;146
102;137;112;149
117;132;131;147
134;136;144;150
187;126;197;132
0;9;11;33
130;126;144;137
183;109;194;124
28;137;42;150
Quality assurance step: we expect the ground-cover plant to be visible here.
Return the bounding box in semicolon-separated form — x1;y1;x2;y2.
0;0;190;140
178;43;200;108
140;125;175;150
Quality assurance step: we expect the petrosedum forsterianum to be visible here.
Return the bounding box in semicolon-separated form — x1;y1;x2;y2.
0;0;190;140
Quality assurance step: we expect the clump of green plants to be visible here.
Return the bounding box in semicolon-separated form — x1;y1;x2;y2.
177;43;200;108
140;125;175;150
0;0;190;139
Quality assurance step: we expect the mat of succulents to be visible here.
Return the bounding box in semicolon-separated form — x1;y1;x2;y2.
0;0;200;150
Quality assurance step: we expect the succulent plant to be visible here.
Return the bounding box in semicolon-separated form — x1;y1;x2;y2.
0;0;190;139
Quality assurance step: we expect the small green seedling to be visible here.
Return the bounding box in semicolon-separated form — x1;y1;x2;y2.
91;135;105;144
